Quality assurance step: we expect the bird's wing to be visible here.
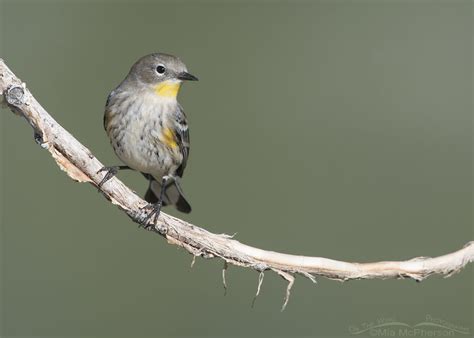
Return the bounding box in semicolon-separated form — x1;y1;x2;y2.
174;104;190;178
103;90;115;130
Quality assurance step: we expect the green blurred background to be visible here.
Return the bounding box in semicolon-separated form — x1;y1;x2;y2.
0;0;472;337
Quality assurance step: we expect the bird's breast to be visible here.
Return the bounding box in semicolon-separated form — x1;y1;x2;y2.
105;92;182;176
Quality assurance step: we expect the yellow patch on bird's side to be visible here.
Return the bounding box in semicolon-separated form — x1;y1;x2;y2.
163;127;178;149
154;81;181;98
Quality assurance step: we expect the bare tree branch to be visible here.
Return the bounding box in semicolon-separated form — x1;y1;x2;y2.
1;59;473;308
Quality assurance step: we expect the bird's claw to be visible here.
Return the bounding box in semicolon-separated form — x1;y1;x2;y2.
96;166;119;191
138;202;163;231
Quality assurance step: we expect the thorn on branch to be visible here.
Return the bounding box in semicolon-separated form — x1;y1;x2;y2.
274;269;295;312
222;261;228;295
190;255;197;268
404;273;425;282
218;232;237;239
251;271;265;308
300;271;317;283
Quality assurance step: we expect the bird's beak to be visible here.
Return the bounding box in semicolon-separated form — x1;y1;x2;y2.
177;71;199;81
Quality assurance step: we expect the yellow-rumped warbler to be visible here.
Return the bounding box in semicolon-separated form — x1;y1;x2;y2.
99;53;198;225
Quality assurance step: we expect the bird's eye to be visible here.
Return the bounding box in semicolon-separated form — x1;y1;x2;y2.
156;65;166;75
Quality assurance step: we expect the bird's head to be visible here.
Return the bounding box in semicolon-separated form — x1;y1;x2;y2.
127;53;198;98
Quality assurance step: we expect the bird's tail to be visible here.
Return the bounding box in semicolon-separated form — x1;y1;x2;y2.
144;178;192;214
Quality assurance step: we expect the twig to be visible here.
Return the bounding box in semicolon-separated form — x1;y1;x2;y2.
251;271;265;308
1;59;473;309
222;261;228;296
275;269;295;312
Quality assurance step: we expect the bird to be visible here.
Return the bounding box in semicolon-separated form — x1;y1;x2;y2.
99;53;198;227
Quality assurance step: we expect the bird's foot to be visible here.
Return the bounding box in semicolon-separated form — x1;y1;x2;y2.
96;165;129;190
138;202;163;231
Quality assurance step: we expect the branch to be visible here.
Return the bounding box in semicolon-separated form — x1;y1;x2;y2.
1;59;473;310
